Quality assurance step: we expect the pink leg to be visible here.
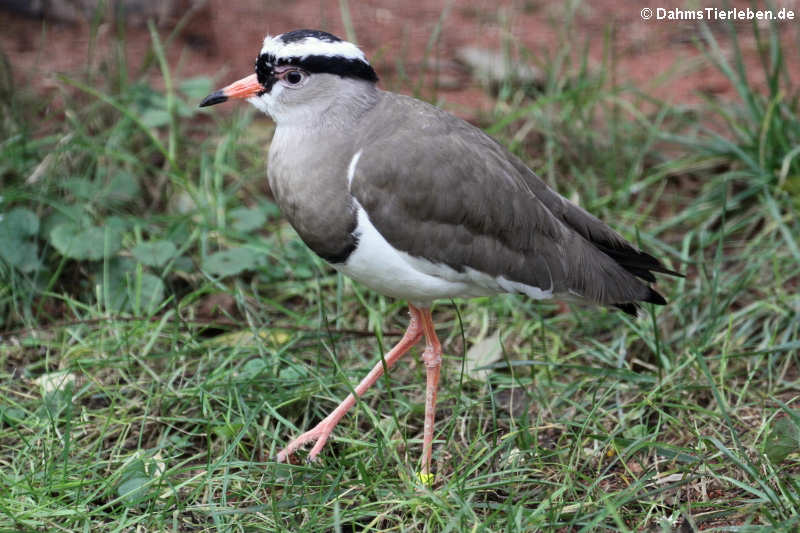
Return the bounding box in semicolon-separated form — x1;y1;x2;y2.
418;308;442;478
275;305;425;463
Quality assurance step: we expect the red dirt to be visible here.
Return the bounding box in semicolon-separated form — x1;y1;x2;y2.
2;1;798;122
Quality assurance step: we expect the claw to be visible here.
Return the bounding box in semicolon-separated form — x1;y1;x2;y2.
275;419;336;464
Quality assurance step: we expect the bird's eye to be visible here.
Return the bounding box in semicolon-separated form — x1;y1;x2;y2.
280;69;307;87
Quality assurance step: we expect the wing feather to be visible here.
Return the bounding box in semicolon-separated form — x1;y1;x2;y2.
350;93;675;307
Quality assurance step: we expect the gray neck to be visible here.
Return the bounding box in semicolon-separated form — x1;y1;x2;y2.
272;78;380;132
265;79;380;265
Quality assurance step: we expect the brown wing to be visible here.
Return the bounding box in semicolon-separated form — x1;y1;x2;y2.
350;92;676;310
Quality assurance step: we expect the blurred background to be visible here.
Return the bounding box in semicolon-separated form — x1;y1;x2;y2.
2;1;800;531
4;0;799;118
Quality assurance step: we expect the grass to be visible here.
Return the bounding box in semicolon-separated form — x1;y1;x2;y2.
1;7;800;532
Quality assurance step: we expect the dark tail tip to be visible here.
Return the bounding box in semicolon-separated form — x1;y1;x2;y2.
614;302;639;316
646;287;667;306
613;287;668;316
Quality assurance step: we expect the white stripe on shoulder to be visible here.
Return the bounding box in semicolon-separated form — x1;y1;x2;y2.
261;35;368;62
346;150;363;189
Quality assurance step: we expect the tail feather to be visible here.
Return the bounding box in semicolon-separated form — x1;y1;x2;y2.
613;280;669;316
613;302;639;316
588;235;681;316
510;160;682;313
613;287;667;316
646;286;667;305
595;243;683;282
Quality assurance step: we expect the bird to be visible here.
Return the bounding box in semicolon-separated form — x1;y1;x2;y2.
199;29;680;480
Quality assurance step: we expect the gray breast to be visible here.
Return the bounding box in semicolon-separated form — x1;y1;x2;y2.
267;127;359;263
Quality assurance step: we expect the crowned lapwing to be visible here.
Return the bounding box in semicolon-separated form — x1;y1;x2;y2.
200;29;679;480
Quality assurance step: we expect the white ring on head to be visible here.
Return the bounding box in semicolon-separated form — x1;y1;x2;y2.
260;34;368;63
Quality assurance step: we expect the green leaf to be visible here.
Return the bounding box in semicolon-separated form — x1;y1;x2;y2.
262;202;281;219
782;173;800;211
178;76;214;100
104;171;141;205
117;458;154;507
203;247;259;278
106;216;129;234
131;240;178;267
0;208;38;236
49;223;122;260
241;358;268;379
0;406;27;427
139;108;171;128
0;207;40;272
623;423;650;440
212;420;244;440
172;255;194;272
103;260;165;314
118;476;150;506
129;272;165;314
230;207;267;232
62;177;101;200
41;205;91;237
765;415;800;463
278;365;307;381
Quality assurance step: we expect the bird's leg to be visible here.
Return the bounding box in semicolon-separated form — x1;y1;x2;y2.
275;305;425;463
418;307;442;479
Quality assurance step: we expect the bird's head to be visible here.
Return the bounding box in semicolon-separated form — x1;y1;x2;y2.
200;29;378;123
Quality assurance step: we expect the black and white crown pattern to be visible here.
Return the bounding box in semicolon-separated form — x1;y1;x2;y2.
256;29;378;86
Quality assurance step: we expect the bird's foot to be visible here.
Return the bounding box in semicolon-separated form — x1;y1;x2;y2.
275;417;337;463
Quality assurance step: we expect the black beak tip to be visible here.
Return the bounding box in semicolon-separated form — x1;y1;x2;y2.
199;91;228;108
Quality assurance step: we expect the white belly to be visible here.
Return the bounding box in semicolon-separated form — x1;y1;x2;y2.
336;205;553;306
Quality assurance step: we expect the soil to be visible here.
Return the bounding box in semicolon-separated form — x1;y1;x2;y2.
2;0;798;122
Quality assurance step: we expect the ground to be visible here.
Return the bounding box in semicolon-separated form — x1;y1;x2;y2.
4;0;799;119
1;1;800;531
